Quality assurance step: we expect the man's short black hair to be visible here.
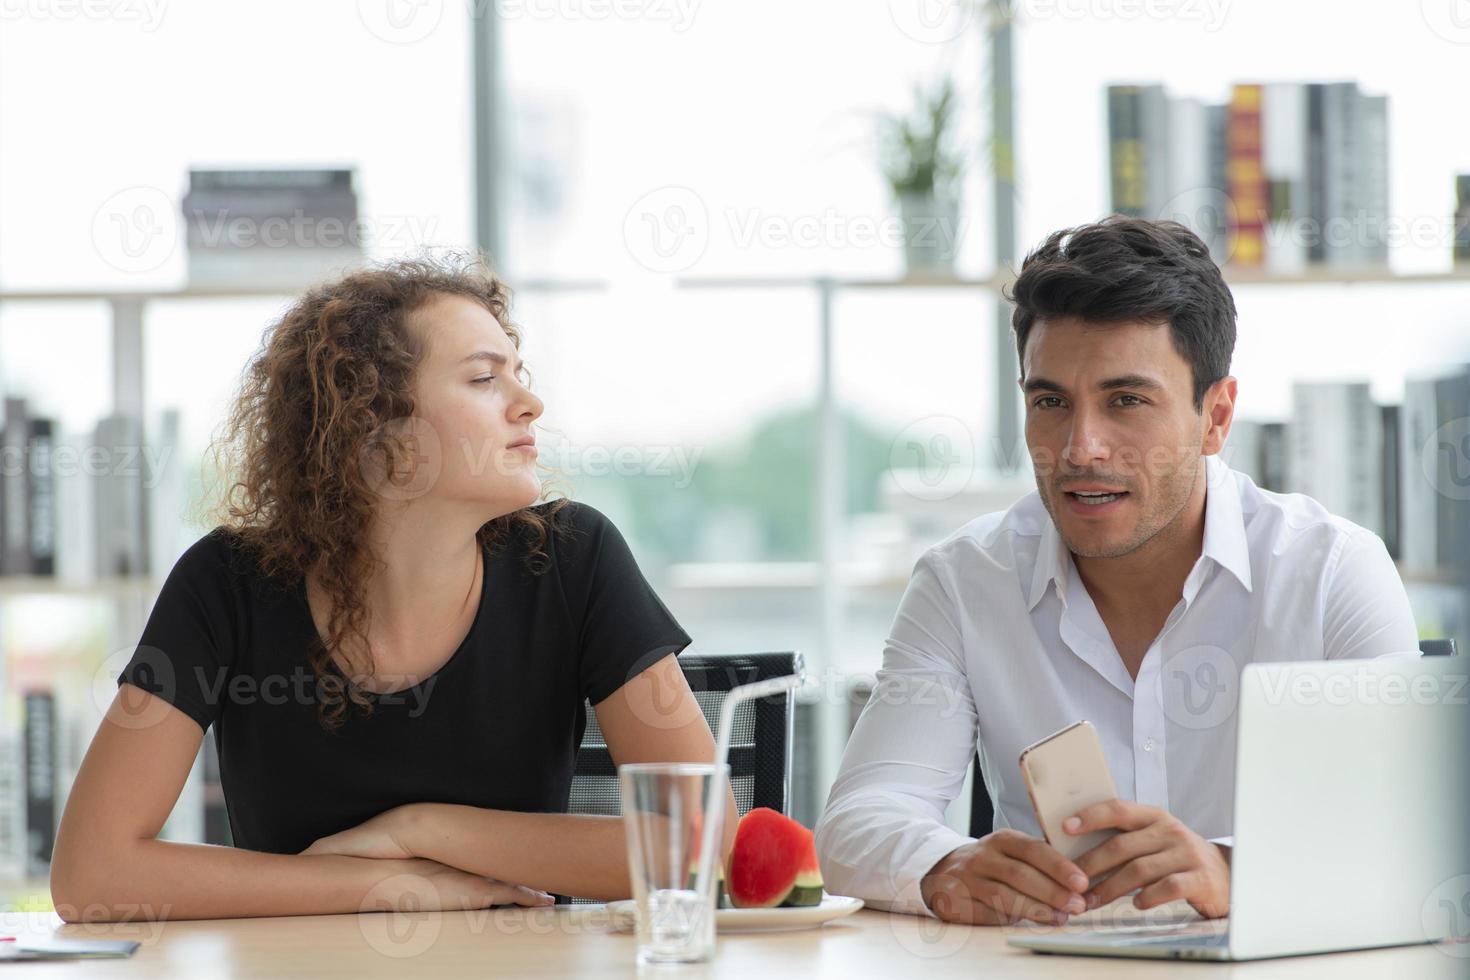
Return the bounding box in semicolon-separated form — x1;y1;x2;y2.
1006;215;1237;410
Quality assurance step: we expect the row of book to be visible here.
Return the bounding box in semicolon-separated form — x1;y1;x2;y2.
0;690;228;879
1108;81;1391;269
182;168;365;288
0;399;184;581
1228;366;1470;580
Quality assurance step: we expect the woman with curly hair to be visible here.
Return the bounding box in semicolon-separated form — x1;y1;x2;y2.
51;253;735;920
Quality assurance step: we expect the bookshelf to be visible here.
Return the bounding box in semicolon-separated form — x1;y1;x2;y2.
2;265;1467;608
2;190;1467;894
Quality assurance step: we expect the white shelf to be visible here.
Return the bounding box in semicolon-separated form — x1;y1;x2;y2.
0;575;163;598
0;278;610;303
674;266;1470;292
1;266;1469;304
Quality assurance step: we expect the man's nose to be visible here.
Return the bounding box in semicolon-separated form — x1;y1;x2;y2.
1062;413;1110;467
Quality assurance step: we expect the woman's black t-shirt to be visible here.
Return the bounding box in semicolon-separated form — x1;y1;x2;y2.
116;502;691;855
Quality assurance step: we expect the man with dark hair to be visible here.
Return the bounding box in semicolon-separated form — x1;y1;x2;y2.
815;215;1417;925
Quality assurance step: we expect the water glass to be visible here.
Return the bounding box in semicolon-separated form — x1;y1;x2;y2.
618;762;728;965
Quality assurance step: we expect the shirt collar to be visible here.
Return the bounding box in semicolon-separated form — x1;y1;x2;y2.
1025;454;1252;612
1027;507;1070;612
1199;454;1253;594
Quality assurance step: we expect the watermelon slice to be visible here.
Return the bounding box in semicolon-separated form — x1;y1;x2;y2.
724;807;824;908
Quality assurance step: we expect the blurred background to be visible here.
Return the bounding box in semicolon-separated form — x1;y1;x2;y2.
1;0;1468;890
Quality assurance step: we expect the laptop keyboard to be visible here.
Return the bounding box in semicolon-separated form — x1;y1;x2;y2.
1109;931;1229;948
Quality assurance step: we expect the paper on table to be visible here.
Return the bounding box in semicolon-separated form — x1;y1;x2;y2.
0;937;141;960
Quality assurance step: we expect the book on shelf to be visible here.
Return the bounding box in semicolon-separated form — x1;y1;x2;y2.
1380;403;1401;561
1286;381;1384;538
1225;83;1266;267
1357;94;1389;267
0;399;59;578
1305;83;1328;264
1262;82;1308;274
27;418;56;577
1260;421;1287;493
1456;175;1470;263
93;413;150;578
1107;85;1147;218
1401;375;1443;574
53;426;96;584
1317;83;1357;267
1106;78;1394;269
23;691;56;878
147;408;186;580
1433;369;1470;583
1222;418;1267;487
1168;96;1228;261
0;733;21;880
1;397;30;575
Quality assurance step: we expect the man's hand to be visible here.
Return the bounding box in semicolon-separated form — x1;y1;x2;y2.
1065;800;1230;918
920;830;1090;925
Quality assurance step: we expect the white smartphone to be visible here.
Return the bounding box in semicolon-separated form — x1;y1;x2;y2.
1018;720;1120;862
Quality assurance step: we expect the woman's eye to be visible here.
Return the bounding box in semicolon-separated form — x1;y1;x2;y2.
473;376;496;385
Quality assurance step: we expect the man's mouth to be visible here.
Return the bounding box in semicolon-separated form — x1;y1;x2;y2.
1064;489;1128;507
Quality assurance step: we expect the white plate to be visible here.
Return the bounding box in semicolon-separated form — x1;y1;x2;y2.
606;894;864;934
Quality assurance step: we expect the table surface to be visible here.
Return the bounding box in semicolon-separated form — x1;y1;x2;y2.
3;898;1463;979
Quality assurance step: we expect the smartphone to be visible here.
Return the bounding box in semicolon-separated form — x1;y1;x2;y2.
1018;720;1120;862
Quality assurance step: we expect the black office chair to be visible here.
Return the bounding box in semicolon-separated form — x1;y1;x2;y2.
966;638;1459;839
562;650;802;903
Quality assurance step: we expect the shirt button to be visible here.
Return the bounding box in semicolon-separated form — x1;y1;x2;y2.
1142;738;1155;752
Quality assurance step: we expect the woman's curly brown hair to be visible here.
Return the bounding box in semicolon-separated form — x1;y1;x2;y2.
202;251;567;731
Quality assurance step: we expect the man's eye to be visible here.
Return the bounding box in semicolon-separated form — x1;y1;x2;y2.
1034;396;1063;409
1115;394;1144;407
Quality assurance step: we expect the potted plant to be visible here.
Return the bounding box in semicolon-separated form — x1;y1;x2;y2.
879;78;966;277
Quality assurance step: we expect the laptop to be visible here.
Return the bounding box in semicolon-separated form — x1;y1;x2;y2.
1008;654;1470;961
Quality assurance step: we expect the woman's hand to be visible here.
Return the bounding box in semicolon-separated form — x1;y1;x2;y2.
369;858;555;911
301;804;421;861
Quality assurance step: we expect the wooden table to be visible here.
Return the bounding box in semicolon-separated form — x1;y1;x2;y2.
4;900;1462;978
